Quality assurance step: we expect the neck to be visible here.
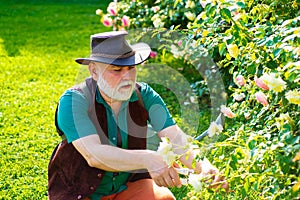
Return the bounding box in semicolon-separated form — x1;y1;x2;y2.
100;90;122;115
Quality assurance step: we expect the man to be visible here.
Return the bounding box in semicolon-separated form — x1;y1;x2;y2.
48;31;227;200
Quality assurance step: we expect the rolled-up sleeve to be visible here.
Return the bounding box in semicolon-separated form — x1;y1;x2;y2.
57;89;97;143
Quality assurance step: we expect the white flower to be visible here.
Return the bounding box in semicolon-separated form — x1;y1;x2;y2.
156;137;177;166
233;93;246;101
185;0;196;8
188;173;203;192
185;11;196;21
260;73;286;92
151;14;165;28
157;137;172;155
208;121;223;137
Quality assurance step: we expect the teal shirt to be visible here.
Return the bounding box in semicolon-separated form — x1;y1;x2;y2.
57;82;175;199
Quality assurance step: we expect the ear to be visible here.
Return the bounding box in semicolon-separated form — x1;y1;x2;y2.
88;62;99;81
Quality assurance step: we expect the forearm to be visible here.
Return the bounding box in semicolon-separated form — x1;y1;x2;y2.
72;135;154;172
158;125;202;173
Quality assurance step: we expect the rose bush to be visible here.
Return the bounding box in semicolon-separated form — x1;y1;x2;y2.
98;0;300;199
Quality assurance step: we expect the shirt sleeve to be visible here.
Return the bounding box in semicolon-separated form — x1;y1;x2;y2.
139;82;176;132
57;89;97;143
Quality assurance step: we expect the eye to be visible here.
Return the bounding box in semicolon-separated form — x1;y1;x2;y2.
111;67;122;71
128;66;135;70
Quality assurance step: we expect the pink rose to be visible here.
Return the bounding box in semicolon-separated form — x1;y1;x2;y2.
255;76;269;90
103;15;113;27
235;75;246;86
150;51;157;58
178;40;183;47
255;91;268;106
107;2;117;16
220;105;236;118
121;15;130;27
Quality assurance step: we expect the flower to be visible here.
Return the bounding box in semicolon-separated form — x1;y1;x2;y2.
260;73;286;92
102;15;113;27
227;44;240;59
244;112;251;119
208;122;223;137
185;0;196;8
220;105;236;118
233;93;246;101
255;91;268;106
188;174;203;192
107;2;117;16
293;151;300;162
95;9;103;16
285;90;300;105
177;40;183;47
255;76;269;90
151;14;165;28
156;137;177;166
121;15;130;27
150;51;157;58
235;75;245;86
185;12;196;21
275;113;294;130
151;6;160;13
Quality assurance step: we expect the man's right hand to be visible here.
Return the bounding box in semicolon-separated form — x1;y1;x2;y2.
145;153;182;188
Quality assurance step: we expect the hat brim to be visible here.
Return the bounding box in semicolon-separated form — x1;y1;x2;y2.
75;42;151;66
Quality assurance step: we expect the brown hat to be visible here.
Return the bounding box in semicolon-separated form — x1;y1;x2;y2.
75;31;151;66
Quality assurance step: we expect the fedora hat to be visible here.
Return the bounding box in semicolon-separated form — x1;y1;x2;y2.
75;31;151;66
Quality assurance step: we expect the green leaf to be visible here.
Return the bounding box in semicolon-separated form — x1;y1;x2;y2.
273;48;282;59
236;2;246;8
220;8;232;23
247;63;257;75
218;42;226;56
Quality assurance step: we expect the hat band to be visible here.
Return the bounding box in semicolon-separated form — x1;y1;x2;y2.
91;51;135;59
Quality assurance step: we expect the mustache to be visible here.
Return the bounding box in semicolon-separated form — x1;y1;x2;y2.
117;80;135;88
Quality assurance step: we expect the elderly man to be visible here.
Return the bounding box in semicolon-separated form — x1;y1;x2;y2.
48;31;227;200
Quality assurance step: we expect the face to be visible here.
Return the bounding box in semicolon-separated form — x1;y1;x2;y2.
93;63;137;101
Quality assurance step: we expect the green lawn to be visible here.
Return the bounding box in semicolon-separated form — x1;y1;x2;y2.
0;0;111;199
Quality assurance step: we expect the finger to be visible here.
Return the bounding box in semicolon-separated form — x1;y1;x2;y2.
163;175;175;188
169;168;182;187
154;177;165;187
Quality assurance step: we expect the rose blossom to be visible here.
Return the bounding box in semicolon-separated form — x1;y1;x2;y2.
235;75;246;86
285;90;300;105
107;2;117;16
233;93;246;101
102;15;113;27
260;73;286;92
150;51;157;58
255;91;268;106
121;15;130;27
220;105;236;118
254;76;269;90
208;122;223;137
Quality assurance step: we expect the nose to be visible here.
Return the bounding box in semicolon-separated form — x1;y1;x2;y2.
121;67;134;79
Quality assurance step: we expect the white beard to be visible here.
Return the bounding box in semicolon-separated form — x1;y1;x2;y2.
97;76;135;101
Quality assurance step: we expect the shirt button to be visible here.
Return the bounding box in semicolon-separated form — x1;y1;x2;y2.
90;186;95;190
112;177;116;181
98;173;102;178
77;195;82;199
112;137;116;140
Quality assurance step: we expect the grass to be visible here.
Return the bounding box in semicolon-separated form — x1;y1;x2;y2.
0;0;110;199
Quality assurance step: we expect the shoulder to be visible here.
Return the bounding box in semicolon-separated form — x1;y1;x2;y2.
137;82;159;97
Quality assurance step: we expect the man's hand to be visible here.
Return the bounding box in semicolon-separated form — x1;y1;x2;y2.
146;153;182;188
198;158;229;192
